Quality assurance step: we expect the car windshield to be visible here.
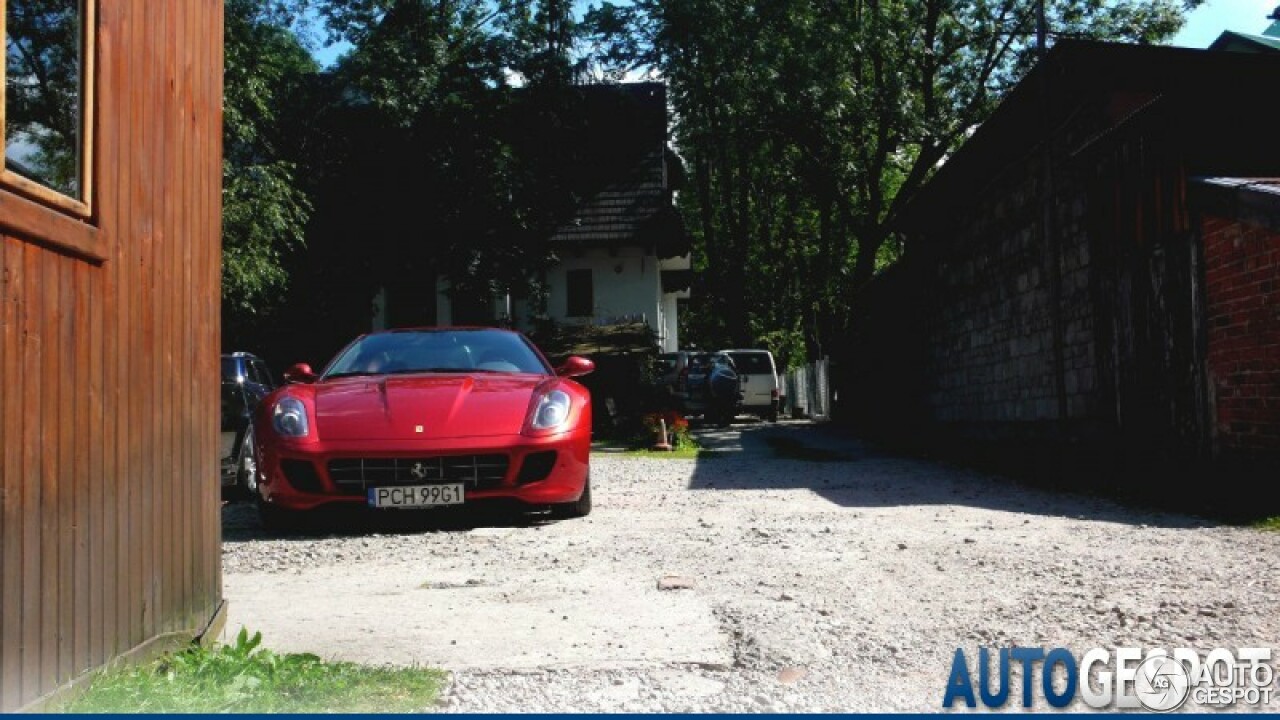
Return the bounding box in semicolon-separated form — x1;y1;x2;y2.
728;352;773;374
323;329;550;378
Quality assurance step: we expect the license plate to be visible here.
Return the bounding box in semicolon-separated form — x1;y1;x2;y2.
367;484;465;509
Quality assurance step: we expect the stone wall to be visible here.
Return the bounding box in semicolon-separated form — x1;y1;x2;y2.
922;157;1100;432
844;97;1214;491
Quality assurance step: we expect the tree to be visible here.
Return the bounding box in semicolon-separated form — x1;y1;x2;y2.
222;0;319;316
301;0;620;330
499;0;581;85
585;0;1202;356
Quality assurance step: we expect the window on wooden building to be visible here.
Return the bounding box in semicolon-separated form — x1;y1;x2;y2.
566;268;593;318
2;0;93;214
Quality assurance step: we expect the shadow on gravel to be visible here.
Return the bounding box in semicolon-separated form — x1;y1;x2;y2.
221;499;558;543
686;421;1217;529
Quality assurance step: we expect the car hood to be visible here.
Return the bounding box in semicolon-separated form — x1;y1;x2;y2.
313;374;547;441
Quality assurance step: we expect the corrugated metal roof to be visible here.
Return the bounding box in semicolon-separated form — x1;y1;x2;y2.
1209;30;1280;53
1198;177;1280;197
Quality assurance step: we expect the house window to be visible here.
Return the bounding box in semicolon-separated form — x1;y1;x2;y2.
566;269;592;318
2;0;94;215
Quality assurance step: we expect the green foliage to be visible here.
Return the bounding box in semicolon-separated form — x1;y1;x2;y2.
585;0;1202;357
754;325;807;371
618;446;720;459
499;0;583;85
266;1;600;352
58;628;443;713
222;0;319;315
325;0;505;126
222;160;313;314
218;0;1202;363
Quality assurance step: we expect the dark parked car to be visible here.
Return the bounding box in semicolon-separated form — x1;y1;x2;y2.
683;351;741;423
654;351;690;397
680;351;714;415
221;352;276;497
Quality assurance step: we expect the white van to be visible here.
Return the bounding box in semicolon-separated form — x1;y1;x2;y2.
720;349;780;422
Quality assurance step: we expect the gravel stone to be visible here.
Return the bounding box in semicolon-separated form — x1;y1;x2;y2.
221;420;1280;713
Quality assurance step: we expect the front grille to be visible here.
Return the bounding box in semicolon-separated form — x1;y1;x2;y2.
328;455;509;495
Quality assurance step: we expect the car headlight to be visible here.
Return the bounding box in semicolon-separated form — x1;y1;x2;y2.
272;396;310;437
530;389;572;431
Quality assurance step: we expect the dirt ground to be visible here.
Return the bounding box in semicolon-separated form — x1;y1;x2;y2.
221;420;1280;712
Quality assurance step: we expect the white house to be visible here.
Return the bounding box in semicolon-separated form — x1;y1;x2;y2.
427;83;691;352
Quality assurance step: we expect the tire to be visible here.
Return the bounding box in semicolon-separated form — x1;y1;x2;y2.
551;474;592;519
235;427;258;499
766;408;778;423
257;494;300;533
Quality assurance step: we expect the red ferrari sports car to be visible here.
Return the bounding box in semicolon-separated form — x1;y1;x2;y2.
250;327;594;529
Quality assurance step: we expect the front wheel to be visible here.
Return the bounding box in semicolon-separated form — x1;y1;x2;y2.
550;474;592;519
257;494;301;533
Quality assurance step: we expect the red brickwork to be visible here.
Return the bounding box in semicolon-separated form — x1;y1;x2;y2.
1203;215;1280;452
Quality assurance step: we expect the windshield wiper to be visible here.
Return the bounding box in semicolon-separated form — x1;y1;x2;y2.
324;370;379;379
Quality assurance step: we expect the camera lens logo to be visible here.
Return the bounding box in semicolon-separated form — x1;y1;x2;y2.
1135;655;1191;712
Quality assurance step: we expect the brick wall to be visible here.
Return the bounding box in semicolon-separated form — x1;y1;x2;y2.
1202;214;1280;456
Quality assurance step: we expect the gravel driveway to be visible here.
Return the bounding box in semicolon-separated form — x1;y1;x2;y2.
221;420;1280;712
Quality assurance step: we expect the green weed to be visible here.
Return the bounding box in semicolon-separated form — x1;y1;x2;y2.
58;628;442;713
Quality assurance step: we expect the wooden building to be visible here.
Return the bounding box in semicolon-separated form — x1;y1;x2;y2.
842;42;1280;512
1;0;225;710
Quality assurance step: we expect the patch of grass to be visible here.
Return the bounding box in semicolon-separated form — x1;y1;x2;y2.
1255;517;1280;531
58;628;443;713
765;436;852;462
618;447;726;460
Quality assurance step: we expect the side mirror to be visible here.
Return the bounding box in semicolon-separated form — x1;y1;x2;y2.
283;362;317;384
556;356;594;378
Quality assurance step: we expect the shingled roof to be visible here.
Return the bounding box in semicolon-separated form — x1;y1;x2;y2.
546;83;689;258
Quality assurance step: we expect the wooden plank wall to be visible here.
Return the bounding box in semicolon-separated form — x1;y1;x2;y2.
0;0;224;710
